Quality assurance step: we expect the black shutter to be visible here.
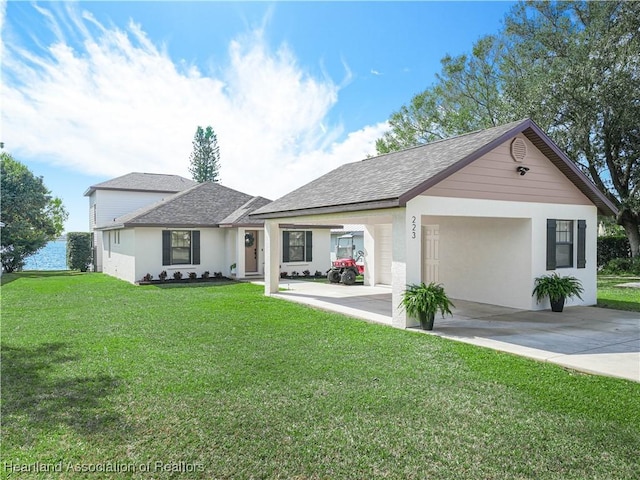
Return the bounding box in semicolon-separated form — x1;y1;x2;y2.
162;230;171;265
577;220;586;269
305;231;313;262
282;231;290;263
192;230;200;265
546;219;556;270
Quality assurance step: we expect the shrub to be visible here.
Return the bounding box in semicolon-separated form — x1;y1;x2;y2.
291;271;299;277
601;257;640;275
314;270;323;277
159;270;167;281
598;235;631;266
173;271;183;280
280;271;288;278
302;270;311;277
201;271;210;279
66;232;92;272
188;272;197;280
214;271;223;278
142;273;153;282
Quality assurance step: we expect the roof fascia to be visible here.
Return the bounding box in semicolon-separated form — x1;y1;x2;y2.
218;222;266;228
120;223;221;229
251;199;400;219
279;224;344;230
86;186;182;196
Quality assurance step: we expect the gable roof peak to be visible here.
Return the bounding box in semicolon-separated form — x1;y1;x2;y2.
252;118;616;218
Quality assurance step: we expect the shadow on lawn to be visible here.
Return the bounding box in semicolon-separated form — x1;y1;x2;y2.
0;270;86;286
1;342;129;442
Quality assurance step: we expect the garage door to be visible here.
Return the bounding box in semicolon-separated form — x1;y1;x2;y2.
375;224;392;285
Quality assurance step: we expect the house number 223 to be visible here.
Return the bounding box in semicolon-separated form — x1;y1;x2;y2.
411;216;417;239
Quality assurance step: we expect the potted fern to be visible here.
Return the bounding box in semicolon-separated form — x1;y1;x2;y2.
532;273;584;312
400;282;454;330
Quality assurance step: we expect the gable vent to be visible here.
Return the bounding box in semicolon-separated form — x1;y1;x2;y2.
511;138;527;162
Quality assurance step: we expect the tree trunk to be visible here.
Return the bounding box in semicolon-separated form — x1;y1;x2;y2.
619;212;640;258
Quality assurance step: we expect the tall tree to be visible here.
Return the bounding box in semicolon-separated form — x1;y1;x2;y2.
376;1;640;257
189;126;220;183
1;152;68;272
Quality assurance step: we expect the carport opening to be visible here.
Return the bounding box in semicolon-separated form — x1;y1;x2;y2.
421;216;532;310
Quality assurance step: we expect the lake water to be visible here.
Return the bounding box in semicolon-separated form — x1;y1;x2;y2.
23;240;68;271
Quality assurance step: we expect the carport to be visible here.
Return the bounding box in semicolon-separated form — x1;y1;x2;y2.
252;119;618;328
268;280;640;382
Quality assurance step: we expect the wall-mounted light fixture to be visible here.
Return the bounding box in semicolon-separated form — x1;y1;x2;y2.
516;166;530;176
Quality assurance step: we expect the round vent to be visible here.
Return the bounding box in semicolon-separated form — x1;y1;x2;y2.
510;138;527;162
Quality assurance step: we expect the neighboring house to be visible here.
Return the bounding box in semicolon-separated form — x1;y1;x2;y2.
87;175;333;283
85;173;197;272
252;119;617;328
94;181;269;283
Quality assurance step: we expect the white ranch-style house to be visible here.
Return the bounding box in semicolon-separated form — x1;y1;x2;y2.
252;119;617;328
86;173;332;283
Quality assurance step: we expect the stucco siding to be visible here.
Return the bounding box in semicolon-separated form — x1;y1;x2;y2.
91;189;175;272
424;216;532;309
409;196;598;310
133;227;227;282
280;229;331;276
423;134;593;206
102;229;136;283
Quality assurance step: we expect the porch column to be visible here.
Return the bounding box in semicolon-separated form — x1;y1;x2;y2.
236;227;246;278
405;204;422;286
363;224;375;286
391;210;409;328
264;219;280;295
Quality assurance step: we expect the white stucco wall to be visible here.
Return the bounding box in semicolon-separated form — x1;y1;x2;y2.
101;229;136;283
90;189;177;272
422;216;532;308
408;196;598;310
280;228;332;277
133;227;228;283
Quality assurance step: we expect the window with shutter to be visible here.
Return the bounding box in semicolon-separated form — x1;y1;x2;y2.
282;230;312;263
162;230;199;265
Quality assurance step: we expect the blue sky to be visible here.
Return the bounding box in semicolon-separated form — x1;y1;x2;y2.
1;1;515;232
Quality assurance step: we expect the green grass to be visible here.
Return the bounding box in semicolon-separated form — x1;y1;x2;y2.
2;272;639;479
597;275;640;312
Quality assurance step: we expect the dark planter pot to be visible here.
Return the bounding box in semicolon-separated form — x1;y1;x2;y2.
550;297;565;312
418;312;435;330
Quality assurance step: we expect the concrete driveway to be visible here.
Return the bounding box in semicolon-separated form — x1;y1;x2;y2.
269;280;640;382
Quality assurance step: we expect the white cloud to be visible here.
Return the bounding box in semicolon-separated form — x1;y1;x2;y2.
1;3;388;201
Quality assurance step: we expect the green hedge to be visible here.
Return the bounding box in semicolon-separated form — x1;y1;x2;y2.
66;232;92;272
597;235;631;267
600;257;640;275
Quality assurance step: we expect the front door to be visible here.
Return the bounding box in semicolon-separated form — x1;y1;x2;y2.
422;225;439;283
244;230;258;273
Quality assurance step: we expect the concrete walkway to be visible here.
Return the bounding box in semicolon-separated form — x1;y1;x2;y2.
266;280;640;382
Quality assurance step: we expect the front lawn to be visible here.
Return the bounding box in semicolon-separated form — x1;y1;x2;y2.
597;275;640;312
2;272;639;479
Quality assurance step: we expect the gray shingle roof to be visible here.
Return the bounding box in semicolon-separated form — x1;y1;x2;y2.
219;196;273;226
252;119;617;218
84;172;196;196
98;182;256;228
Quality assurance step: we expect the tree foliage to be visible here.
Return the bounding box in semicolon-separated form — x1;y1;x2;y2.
66;232;92;272
376;1;640;257
189;126;220;183
1;152;68;272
